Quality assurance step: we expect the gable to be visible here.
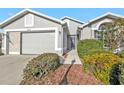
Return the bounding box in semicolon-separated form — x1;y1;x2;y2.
91;17;113;28
81;12;124;29
0;9;64;29
3;13;62;30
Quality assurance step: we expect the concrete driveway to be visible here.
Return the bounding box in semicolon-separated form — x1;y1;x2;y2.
0;55;36;85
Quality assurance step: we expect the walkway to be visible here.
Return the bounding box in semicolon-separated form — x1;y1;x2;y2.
60;50;82;64
21;50;103;85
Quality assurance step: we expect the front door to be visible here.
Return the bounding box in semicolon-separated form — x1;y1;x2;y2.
68;35;76;50
71;36;75;49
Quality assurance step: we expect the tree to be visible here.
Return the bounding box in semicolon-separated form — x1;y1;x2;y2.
98;18;124;51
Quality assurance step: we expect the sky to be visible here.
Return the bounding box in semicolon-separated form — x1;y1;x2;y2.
1;8;124;32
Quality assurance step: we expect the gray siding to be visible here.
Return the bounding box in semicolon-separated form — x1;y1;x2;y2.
69;20;83;35
63;19;83;35
3;13;64;55
81;17;114;40
91;17;113;28
81;27;93;39
3;13;62;31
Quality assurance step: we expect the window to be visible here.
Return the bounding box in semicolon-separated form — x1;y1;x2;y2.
94;30;103;40
25;14;34;27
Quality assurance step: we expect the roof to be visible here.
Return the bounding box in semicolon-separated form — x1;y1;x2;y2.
0;9;65;28
61;16;85;24
79;12;124;28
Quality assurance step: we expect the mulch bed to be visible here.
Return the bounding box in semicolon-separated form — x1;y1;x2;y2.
67;64;103;85
20;64;71;85
20;64;103;85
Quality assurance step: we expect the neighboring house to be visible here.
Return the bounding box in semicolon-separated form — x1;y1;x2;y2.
0;9;84;55
78;12;124;41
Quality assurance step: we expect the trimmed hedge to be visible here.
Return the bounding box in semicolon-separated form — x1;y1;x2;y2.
77;39;104;57
22;53;60;80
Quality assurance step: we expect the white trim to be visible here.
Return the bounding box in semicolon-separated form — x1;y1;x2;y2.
91;28;98;30
0;9;28;28
5;27;62;54
90;12;124;23
1;47;5;50
4;31;6;54
95;19;112;30
5;29;27;32
9;52;20;54
54;28;62;51
24;14;34;27
0;9;65;28
26;9;65;24
61;16;85;24
91;19;113;30
67;20;70;27
80;12;124;28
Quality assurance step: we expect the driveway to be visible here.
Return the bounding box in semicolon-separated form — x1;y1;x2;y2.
0;55;36;85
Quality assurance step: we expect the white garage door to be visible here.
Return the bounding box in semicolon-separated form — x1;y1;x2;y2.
22;31;55;54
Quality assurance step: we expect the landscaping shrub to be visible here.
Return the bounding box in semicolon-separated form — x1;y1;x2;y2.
118;51;124;58
119;63;124;84
0;48;4;55
110;62;124;85
77;39;104;57
82;53;121;84
22;53;60;80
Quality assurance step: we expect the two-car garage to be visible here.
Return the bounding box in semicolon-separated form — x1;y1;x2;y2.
8;30;56;55
21;31;55;54
0;9;64;55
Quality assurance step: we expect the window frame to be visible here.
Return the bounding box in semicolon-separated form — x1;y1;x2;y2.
24;14;34;27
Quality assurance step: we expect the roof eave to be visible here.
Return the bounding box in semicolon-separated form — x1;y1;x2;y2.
61;16;85;24
0;9;64;28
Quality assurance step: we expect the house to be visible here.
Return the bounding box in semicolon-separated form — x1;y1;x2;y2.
78;12;124;40
61;16;84;50
0;9;84;55
0;32;3;48
1;9;123;55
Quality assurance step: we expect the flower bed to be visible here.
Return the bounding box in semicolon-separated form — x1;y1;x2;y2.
77;39;124;84
82;53;121;84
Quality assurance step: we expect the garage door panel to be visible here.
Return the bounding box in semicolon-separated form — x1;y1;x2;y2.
22;32;55;54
